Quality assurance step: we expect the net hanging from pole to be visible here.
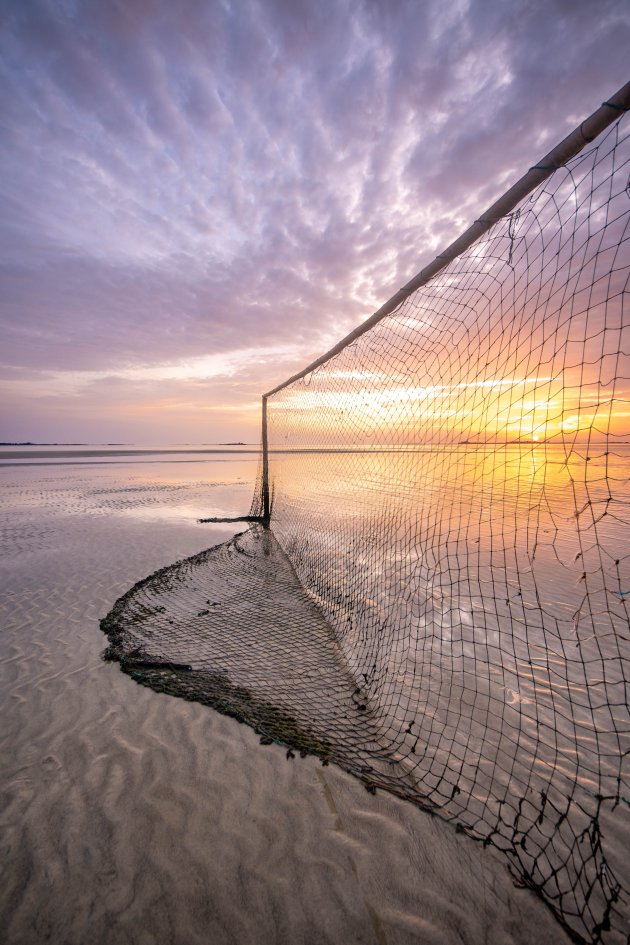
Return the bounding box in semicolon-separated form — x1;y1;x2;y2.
103;96;630;945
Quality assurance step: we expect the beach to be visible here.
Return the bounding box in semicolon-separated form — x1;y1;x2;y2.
0;448;571;945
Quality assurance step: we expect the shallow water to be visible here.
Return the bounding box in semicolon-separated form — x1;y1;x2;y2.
0;447;572;945
269;444;630;772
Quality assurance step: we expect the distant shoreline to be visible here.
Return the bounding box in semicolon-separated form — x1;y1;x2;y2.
1;442;90;447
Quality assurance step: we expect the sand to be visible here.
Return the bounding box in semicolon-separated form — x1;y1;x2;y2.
0;457;571;945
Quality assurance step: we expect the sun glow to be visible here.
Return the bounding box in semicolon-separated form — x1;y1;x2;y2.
272;372;630;446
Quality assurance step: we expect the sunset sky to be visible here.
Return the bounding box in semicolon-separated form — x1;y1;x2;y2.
1;0;629;445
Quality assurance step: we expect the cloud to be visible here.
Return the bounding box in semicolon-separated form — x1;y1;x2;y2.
0;0;628;440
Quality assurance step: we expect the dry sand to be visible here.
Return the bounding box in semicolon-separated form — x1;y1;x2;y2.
0;458;571;945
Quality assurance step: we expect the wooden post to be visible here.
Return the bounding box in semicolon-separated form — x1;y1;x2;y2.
261;394;270;524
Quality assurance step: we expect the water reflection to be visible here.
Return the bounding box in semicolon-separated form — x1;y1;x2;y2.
269;443;630;807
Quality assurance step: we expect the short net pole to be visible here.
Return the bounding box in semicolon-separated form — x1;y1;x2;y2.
261;394;270;524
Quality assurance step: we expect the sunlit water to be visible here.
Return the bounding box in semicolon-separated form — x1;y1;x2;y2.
268;443;630;825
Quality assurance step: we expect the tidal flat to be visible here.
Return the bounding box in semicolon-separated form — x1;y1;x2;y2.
0;447;569;945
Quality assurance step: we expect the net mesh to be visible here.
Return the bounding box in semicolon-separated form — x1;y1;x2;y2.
102;115;630;945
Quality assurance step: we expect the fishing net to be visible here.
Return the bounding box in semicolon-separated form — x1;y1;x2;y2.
102;113;630;944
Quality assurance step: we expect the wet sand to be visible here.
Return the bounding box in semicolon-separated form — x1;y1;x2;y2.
0;457;570;944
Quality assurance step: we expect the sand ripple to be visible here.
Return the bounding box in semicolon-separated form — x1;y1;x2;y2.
0;462;570;944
